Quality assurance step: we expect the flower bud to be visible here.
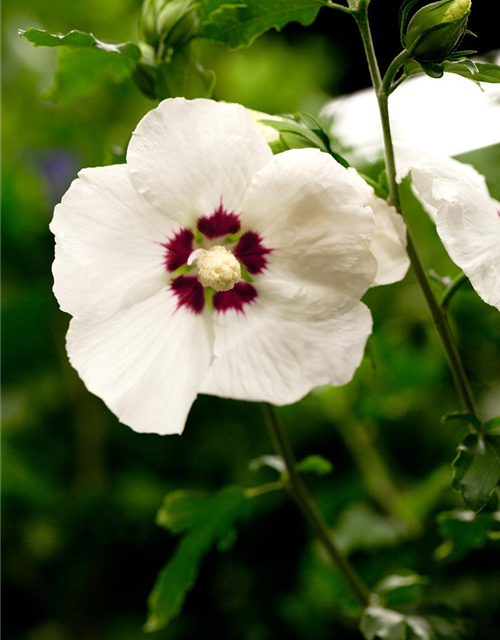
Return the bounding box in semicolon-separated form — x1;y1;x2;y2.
405;0;471;62
139;0;198;55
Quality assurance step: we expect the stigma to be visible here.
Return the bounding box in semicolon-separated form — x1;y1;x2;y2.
189;245;242;292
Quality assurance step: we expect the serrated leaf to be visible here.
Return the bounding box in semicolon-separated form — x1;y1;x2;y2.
198;0;327;49
295;454;333;476
360;603;472;640
146;487;248;632
19;28;141;59
436;509;500;560
452;434;500;512
45;47;135;103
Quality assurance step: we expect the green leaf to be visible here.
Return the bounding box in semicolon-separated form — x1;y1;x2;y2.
19;28;141;59
248;454;285;473
146;486;249;632
360;603;472;640
45;48;135;103
296;454;333;477
436;509;500;560
484;416;500;433
374;572;428;607
333;503;404;555
441;411;481;431
452;433;500;512
197;0;327;49
443;61;500;83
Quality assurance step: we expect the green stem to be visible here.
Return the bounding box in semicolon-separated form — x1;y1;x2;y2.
260;403;372;608
440;271;468;310
326;1;355;14
382;49;410;94
354;6;478;419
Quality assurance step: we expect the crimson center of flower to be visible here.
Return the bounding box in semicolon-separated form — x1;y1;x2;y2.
161;202;272;315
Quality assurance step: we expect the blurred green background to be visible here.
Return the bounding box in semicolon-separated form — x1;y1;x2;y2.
2;1;500;639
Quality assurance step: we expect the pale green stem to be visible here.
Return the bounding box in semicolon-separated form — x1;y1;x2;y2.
353;6;479;420
261;403;372;607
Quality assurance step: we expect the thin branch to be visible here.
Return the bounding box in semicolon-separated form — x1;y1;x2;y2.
261;403;372;608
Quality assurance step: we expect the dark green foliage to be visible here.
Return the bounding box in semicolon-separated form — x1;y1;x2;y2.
452;433;500;512
146;487;249;631
436;509;500;560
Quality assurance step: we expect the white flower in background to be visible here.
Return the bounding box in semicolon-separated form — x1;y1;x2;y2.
396;145;500;311
322;70;500;165
51;98;400;436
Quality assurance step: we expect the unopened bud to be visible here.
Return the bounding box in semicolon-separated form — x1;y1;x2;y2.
405;0;471;62
139;0;198;55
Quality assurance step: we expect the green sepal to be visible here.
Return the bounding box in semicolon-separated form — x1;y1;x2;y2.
452;433;500;512
359;172;389;199
420;60;445;78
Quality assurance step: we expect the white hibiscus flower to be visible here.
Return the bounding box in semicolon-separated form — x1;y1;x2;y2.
51;98;407;436
396;145;500;311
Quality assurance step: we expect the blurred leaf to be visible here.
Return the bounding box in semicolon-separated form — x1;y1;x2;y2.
145;486;249;632
375;572;428;607
333;503;404;555
441;412;481;431
452;433;500;512
135;44;215;99
443;61;500;83
198;0;327;49
484;416;500;432
19;28;141;59
296;455;333;477
360;603;472;640
44;47;135;103
436;509;500;561
249;454;285;473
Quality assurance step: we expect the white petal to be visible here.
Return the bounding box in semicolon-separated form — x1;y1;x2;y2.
51;164;174;320
127;98;273;226
67;289;213;434
200;278;372;404
397;147;500;310
241;148;377;300
347;168;410;286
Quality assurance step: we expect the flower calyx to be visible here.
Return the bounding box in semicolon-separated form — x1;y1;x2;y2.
139;0;198;57
403;0;472;62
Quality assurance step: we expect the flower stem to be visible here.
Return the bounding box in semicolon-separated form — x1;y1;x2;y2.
260;402;372;608
354;6;479;419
